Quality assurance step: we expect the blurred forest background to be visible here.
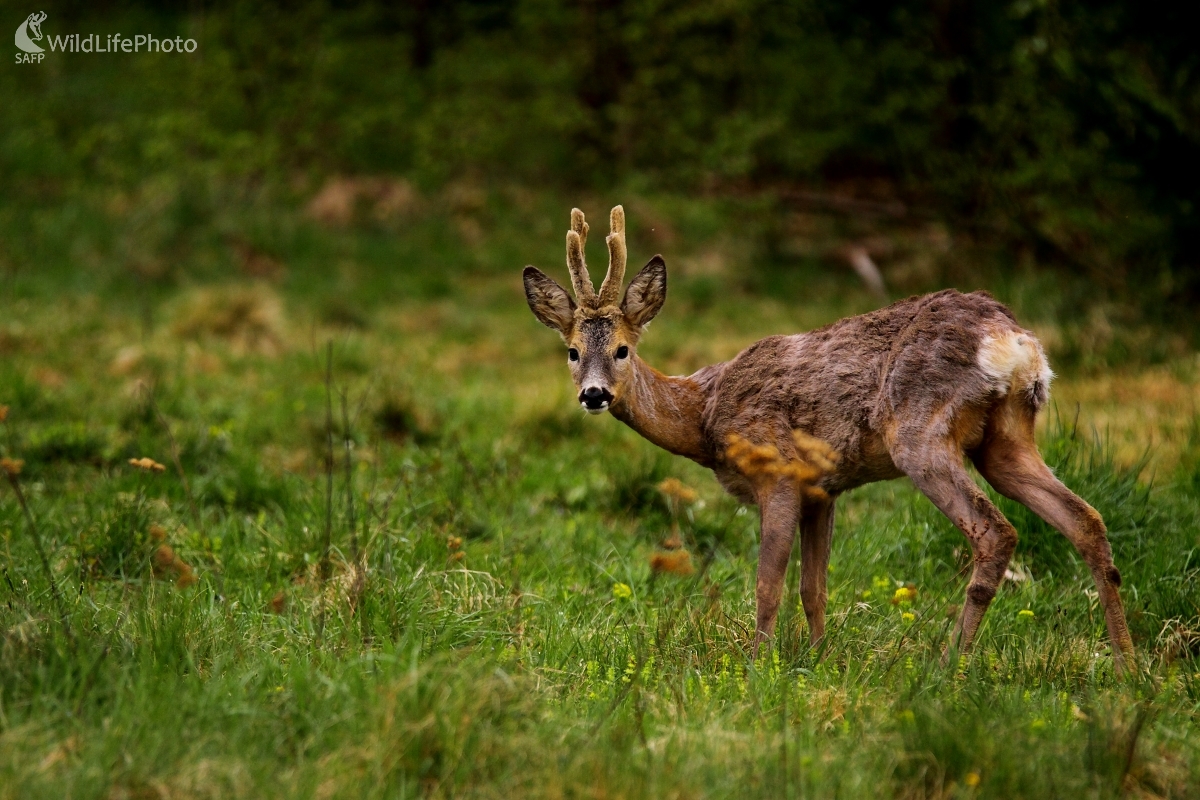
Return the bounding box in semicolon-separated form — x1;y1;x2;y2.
4;3;1200;795
2;0;1198;317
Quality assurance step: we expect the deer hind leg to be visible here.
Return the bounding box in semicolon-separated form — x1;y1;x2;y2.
799;496;835;644
893;443;1019;657
752;481;802;658
973;420;1135;669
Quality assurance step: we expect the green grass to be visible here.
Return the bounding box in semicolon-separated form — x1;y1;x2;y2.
1;192;1199;798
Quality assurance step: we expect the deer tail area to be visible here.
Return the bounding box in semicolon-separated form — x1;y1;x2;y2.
977;329;1053;412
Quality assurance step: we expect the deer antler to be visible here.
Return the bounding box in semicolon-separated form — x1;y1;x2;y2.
565;208;596;304
597;205;627;306
565;205;627;308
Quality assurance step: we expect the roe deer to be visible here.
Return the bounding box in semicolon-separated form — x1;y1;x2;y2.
522;205;1135;670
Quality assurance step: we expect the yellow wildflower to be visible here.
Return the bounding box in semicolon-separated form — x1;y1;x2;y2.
1018;609;1035;619
892;586;917;604
612;582;633;600
964;772;981;787
901;611;915;623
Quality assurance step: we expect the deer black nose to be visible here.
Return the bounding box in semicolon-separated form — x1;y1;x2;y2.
580;386;614;410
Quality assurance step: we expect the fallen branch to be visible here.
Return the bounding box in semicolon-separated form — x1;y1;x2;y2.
845;245;888;301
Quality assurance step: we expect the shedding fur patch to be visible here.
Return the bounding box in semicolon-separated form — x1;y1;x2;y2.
977;330;1053;408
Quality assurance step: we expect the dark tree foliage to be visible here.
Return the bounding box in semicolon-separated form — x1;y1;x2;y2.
6;0;1198;299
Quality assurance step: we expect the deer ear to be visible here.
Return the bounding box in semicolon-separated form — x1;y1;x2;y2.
621;256;667;328
523;266;576;336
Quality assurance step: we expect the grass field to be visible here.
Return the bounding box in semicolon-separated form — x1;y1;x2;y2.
1;187;1199;798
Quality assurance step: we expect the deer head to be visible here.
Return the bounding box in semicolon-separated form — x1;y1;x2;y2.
523;206;667;414
27;12;47;39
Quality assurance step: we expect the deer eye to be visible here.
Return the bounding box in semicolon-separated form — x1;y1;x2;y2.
615;346;629;360
568;348;580;362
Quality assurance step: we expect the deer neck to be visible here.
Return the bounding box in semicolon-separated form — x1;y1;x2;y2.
610;356;713;466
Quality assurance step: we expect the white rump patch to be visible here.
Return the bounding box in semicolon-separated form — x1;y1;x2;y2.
977;330;1053;405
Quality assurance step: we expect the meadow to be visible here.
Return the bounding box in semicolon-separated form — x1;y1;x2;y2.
1;181;1198;799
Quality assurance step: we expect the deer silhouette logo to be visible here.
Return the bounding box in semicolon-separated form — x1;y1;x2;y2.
15;11;47;54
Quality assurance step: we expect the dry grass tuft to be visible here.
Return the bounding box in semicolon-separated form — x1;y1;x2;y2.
152;542;197;587
649;548;694;576
657;477;699;506
297;559;369;613
33;368;66;389
1156;619;1200;663
724;430;839;498
228;237;287;282
1047;365;1200;473
172;284;286;356
147;524;196;587
109;346;144;376
306;176;418;227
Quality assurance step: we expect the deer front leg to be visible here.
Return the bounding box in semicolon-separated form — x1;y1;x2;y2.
799;496;835;644
752;481;802;658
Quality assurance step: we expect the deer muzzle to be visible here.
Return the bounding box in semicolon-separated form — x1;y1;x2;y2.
580;386;614;414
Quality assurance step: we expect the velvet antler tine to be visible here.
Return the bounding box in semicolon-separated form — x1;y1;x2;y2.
566;209;596;303
598;205;627;306
571;207;589;249
566;231;595;301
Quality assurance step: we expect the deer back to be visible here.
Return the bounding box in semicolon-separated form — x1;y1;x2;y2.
701;290;1042;496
